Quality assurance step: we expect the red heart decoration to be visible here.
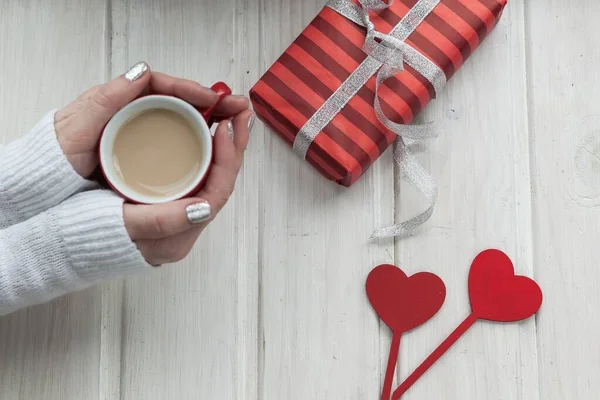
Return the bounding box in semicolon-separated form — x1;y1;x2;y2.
469;249;543;322
366;265;446;333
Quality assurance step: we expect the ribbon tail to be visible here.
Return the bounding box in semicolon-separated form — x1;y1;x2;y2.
374;67;439;142
370;138;438;239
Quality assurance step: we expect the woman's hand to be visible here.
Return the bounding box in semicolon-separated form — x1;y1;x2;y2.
56;62;254;265
123;112;252;265
55;61;250;178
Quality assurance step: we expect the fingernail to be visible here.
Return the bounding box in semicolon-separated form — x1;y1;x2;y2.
186;201;211;224
227;120;234;141
248;114;256;133
125;61;148;82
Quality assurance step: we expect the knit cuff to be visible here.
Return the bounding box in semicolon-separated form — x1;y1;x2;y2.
51;190;151;284
0;110;95;226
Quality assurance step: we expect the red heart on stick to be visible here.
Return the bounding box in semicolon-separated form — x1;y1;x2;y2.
367;265;446;334
391;250;544;400
469;249;543;322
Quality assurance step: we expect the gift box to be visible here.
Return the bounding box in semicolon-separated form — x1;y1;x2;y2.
250;0;507;187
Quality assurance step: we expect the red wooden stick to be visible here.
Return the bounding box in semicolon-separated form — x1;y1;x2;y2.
381;332;401;400
391;313;478;400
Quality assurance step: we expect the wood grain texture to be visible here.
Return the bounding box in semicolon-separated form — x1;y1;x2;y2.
110;0;260;398
394;2;539;399
257;1;395;399
2;0;600;399
0;1;108;399
527;1;600;399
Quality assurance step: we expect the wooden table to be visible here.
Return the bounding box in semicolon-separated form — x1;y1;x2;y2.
0;1;597;399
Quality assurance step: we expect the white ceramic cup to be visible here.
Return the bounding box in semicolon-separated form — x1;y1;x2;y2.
99;95;214;204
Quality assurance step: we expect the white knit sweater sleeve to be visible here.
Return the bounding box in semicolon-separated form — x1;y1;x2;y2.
0;112;151;315
0;110;95;229
0;190;151;316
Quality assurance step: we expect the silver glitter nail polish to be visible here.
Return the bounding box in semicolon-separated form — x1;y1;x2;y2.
227;121;234;141
186;202;211;224
125;61;148;82
248;114;256;132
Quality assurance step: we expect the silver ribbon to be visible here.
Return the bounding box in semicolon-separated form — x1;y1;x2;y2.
293;0;444;238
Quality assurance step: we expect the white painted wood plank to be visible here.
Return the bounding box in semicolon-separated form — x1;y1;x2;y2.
0;2;108;399
258;1;396;399
527;1;600;399
395;2;539;399
99;4;129;399
111;1;259;398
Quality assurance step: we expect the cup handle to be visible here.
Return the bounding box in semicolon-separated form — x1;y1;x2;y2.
201;82;232;128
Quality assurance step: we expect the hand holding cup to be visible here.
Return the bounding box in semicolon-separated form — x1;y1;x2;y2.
55;62;255;265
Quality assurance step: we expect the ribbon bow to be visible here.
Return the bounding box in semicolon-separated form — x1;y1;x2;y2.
361;0;414;70
326;0;445;238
